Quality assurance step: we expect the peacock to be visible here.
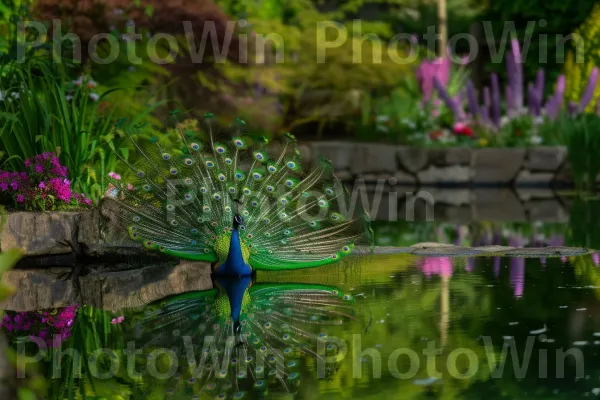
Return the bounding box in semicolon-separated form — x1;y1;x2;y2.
123;277;356;399
104;113;373;276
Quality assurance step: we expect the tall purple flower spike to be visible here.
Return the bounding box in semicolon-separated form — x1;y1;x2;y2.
433;76;464;120
466;80;479;117
545;75;565;119
491;73;501;127
535;69;545;107
578;67;599;113
509;39;524;111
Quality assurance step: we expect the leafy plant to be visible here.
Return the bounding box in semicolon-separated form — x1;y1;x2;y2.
564;3;600;113
553;114;600;190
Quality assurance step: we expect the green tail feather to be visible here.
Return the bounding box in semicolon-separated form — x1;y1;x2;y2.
123;283;356;399
103;114;373;270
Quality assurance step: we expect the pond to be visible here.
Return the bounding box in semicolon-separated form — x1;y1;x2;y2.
4;248;600;399
4;195;600;398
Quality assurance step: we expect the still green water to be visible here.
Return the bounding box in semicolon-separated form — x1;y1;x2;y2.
5;251;600;399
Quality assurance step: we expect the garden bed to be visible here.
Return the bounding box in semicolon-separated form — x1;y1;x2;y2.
303;142;573;187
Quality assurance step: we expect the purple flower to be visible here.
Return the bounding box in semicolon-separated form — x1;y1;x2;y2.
34;164;43;173
15;194;24;203
38;182;46;189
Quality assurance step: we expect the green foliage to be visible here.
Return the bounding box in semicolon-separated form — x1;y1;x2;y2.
218;0;415;136
549;114;600;191
564;3;600;113
483;0;596;88
0;67;117;197
568;197;600;250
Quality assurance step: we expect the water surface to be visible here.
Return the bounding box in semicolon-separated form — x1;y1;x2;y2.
5;252;600;399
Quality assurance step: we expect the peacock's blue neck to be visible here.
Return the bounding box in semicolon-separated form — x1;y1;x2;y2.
216;228;252;276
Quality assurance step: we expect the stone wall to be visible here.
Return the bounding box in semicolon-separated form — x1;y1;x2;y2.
0;188;574;261
301;143;572;187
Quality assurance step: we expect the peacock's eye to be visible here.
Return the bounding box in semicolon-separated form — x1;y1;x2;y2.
225;158;232;164
206;161;214;168
234;139;243;147
162;153;171;160
184;158;193;166
240;225;246;230
216;146;225;153
228;187;236;193
170;168;178;175
287;161;295;168
267;185;274;192
137;171;145;178
190;143;200;150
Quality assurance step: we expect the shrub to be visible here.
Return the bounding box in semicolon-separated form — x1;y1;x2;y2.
0;152;92;210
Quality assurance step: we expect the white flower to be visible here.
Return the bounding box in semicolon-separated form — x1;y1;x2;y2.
89;92;100;102
65;95;73;102
530;135;543;145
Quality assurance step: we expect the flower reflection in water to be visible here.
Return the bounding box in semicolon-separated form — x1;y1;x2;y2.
1;306;78;347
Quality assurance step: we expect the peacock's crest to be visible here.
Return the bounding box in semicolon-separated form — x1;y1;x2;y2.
103;114;373;272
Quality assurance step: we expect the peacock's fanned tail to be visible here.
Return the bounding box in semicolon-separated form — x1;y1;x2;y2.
103;114;373;270
125;284;356;398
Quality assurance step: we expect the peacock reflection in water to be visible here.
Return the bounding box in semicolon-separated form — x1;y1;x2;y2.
121;277;359;399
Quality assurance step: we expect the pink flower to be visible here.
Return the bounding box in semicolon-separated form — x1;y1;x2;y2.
38;182;46;189
111;316;125;325
108;172;121;180
421;257;453;279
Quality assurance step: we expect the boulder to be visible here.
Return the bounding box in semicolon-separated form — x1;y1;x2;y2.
0;212;82;256
472;148;525;184
351;143;398;174
525;146;567;171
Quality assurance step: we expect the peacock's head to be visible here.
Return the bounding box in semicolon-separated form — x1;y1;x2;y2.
233;214;244;228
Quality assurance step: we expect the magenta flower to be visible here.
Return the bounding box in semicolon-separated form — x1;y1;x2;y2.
15;194;24;203
38;182;46;189
421;257;453;279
